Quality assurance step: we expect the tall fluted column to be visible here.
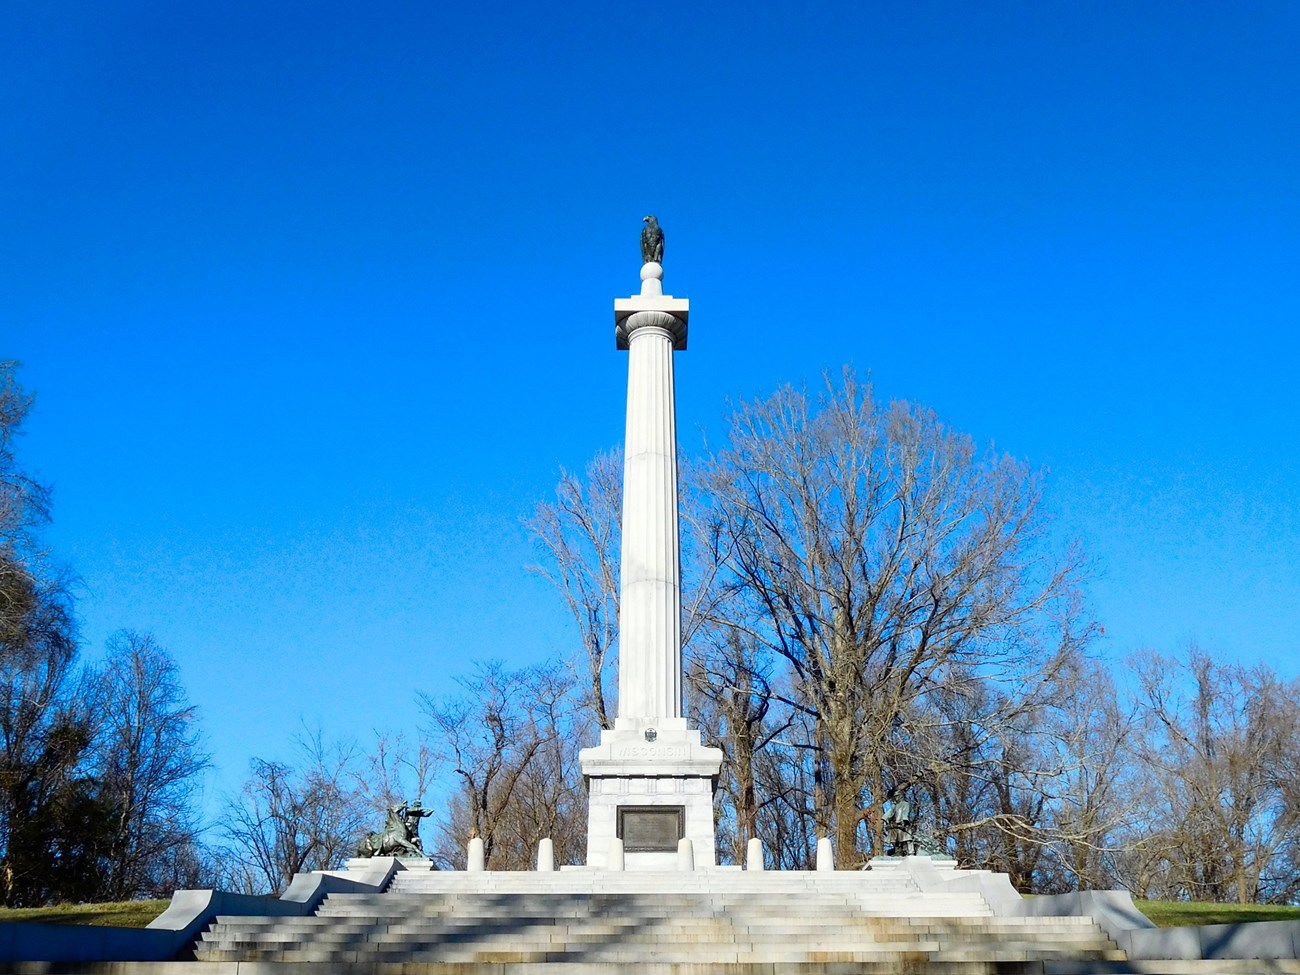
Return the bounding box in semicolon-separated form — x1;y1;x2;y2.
613;261;689;725
618;307;684;719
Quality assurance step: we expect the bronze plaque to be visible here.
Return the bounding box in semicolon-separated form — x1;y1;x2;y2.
617;806;684;852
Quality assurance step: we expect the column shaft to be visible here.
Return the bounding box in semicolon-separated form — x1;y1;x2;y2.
618;324;681;721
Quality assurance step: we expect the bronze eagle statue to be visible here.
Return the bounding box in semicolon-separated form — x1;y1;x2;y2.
641;215;664;264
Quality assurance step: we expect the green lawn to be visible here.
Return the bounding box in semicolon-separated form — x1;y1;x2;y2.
0;900;170;928
1135;900;1300;928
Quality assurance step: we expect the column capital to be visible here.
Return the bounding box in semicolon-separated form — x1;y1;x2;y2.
615;262;689;350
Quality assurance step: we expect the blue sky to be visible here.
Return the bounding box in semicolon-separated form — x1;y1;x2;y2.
4;1;1298;813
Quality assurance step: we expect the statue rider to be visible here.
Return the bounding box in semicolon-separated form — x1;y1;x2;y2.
402;799;434;852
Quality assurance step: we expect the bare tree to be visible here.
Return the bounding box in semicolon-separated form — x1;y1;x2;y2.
755;703;823;870
490;677;587;869
1127;647;1300;904
216;731;368;894
357;730;439;820
688;627;791;862
527;451;729;734
702;372;1091;864
527;453;622;729
94;630;210;899
1038;654;1143;892
422;661;578;869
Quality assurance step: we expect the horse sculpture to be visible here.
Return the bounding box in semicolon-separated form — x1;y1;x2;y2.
356;802;424;858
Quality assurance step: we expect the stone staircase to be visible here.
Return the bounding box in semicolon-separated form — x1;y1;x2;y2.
187;869;1127;973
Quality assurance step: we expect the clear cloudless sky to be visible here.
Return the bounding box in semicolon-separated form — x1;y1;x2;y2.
4;1;1298;817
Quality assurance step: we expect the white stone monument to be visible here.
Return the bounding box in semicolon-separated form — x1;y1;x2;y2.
578;229;723;870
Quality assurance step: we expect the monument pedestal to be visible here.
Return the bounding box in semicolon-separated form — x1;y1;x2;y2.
580;718;722;869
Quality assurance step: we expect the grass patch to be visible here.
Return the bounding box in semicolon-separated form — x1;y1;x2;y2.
0;900;169;928
1136;900;1300;928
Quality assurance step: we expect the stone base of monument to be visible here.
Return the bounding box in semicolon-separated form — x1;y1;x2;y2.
13;856;1300;970
578;717;723;870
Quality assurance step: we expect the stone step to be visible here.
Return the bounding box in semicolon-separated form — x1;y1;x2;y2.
366;897;947;908
328;902;982;915
384;874;924;881
197;925;1102;941
385;874;911;881
320;901;982;914
198;926;1117;946
192;949;1126;966
311;908;999;921
387;884;916;890
365;899;933;908
312;907;997;921
8;962;1056;975
379;883;930;894
382;884;926;894
199;942;1116;956
203;924;1106;940
383;885;925;897
200;925;1104;948
203;918;1106;939
1042;964;1300;975
373;888;928;900
363;905;956;916
312;904;993;920
199;940;1118;957
197;941;1112;956
209;916;1082;928
195;941;1121;961
196;923;1119;958
374;883;930;888
324;895;992;908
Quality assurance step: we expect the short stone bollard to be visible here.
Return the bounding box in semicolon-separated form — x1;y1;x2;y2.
677;837;695;871
536;837;555;872
467;836;485;872
816;836;834;871
607;836;625;871
746;837;765;871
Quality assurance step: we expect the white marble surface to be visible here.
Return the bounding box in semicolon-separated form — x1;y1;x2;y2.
536;837;555;872
614;262;688;349
584;773;718;870
579;724;722;778
580;259;719;869
616;321;682;721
